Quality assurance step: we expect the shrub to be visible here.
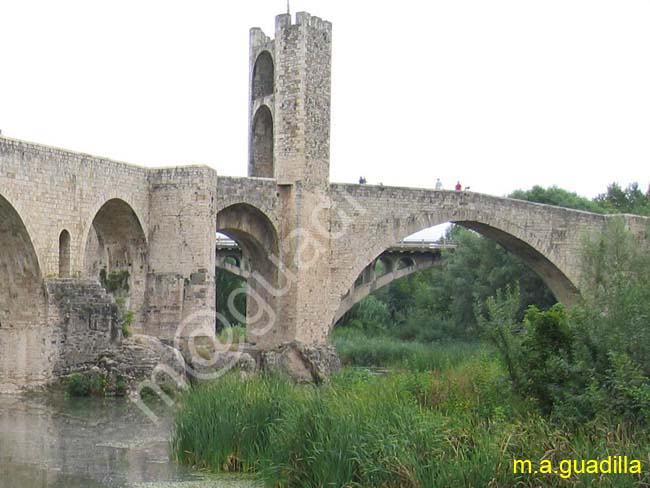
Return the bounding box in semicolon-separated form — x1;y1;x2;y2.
478;219;650;425
66;371;106;397
67;373;90;397
88;371;107;396
100;269;130;294
115;375;128;396
121;310;134;338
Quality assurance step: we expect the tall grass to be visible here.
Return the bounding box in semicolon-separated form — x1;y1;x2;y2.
332;327;490;371
172;374;304;472
172;344;650;487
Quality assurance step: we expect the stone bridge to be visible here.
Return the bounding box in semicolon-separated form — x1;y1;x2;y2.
1;10;648;389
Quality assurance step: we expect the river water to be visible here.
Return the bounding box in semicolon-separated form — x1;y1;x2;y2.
0;394;256;488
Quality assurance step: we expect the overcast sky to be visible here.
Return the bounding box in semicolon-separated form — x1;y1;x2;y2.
2;0;649;200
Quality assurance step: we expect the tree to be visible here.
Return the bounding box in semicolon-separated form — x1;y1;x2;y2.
510;185;604;213
595;182;650;215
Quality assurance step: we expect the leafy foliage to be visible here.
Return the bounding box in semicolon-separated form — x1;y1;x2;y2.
215;268;247;330
510;185;605;213
340;226;556;341
100;269;134;337
100;269;130;294
595;182;650;215
66;371;107;397
478;219;650;424
174;356;650;487
121;310;134;338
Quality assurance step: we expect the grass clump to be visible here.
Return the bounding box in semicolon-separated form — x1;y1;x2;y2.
172;374;303;473
217;325;247;345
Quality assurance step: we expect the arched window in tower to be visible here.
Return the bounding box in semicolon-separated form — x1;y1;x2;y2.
251;105;274;178
252;51;274;100
59;229;71;278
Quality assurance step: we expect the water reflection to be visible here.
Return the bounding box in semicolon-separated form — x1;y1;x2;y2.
0;395;254;488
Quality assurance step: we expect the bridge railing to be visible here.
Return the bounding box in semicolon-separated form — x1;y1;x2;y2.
216;236;239;248
388;239;457;250
217;235;457;250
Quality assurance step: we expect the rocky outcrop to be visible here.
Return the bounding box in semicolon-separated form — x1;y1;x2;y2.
177;337;257;381
261;341;341;383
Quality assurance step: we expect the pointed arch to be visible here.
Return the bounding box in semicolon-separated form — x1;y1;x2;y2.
252;51;274;100
84;198;148;326
0;193;44;329
250;105;274;178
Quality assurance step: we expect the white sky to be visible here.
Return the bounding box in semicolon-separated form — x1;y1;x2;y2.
2;0;649;200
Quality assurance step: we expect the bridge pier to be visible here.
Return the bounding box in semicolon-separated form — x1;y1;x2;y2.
143;167;217;342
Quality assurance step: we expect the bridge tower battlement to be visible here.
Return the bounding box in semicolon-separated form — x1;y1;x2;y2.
249;12;332;188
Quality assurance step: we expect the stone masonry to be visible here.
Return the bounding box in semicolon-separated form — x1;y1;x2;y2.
1;11;649;389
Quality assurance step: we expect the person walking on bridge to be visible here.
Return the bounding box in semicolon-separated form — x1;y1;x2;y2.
455;181;462;191
435;178;443;190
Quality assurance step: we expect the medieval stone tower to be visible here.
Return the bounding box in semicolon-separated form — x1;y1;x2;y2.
242;12;335;347
248;12;332;187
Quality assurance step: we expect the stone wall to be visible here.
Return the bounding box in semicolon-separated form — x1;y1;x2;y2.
0;137;219;387
0;136;150;279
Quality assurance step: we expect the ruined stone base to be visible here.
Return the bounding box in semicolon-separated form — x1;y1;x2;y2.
183;348;257;381
172;336;256;382
56;334;187;396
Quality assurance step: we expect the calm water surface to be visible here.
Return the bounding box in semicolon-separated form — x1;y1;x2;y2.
0;394;255;488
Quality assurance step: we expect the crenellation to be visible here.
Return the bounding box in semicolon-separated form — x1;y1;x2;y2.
275;13;291;31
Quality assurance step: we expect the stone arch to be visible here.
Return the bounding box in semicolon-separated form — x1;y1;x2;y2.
374;256;394;276
0;193;49;390
58;230;71;278
216;203;281;346
252;51;274;100
397;257;415;270
83;198;147;322
224;255;241;268
334;205;579;327
0;194;45;329
250;105;274;178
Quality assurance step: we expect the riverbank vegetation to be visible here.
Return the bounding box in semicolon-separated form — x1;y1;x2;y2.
172;183;650;486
